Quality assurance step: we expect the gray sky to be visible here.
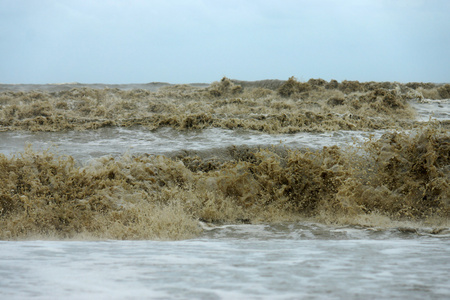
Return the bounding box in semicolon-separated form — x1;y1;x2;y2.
1;0;449;84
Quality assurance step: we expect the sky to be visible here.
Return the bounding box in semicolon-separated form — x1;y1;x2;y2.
1;0;449;84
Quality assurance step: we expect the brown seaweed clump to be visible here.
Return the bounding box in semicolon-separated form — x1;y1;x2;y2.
277;76;312;97
0;77;440;133
207;77;243;97
334;128;449;221
437;84;450;99
0;127;448;240
0;149;201;240
410;83;450;100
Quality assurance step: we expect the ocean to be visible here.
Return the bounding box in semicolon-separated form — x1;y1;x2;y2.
0;78;449;299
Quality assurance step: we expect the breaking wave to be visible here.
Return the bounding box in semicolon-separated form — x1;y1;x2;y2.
0;78;448;240
2;77;448;133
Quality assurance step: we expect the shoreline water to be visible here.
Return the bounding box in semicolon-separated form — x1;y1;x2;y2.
2;237;449;299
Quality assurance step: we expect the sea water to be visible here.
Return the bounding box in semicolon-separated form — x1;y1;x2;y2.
1;225;450;299
0;86;449;299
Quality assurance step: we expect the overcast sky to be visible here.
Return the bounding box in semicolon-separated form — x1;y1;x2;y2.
1;0;449;84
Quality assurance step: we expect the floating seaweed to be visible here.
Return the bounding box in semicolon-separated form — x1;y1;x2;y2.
0;78;448;240
0;127;448;240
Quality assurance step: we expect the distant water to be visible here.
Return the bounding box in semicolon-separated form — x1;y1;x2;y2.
0;82;176;92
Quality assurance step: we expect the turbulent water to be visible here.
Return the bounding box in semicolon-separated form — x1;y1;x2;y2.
0;78;449;298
